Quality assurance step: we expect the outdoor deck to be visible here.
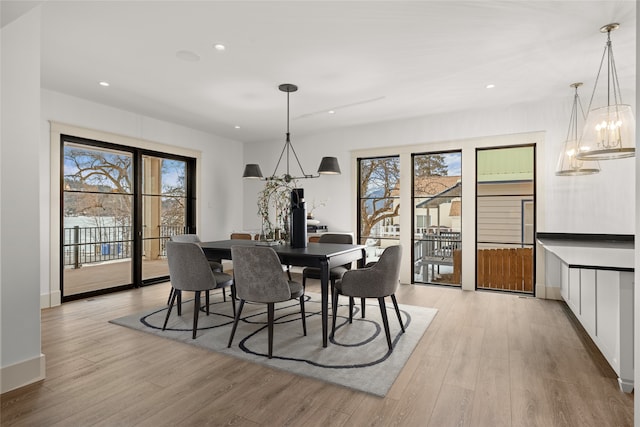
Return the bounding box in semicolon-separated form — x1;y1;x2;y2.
63;259;170;296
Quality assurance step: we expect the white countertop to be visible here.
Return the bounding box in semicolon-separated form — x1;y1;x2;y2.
537;237;634;270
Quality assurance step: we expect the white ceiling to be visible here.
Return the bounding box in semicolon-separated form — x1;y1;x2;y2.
5;1;637;143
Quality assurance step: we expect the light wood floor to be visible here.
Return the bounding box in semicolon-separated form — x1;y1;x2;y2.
1;280;633;426
63;259;170;296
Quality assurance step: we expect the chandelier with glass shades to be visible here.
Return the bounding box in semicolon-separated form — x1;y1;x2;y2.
242;83;341;182
555;82;600;176
577;23;635;160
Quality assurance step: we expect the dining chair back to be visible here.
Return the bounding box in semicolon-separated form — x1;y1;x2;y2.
332;245;405;351
228;245;306;358
230;232;254;240
170;233;200;243
167;233;225;306
303;233;354;313
164;241;234;339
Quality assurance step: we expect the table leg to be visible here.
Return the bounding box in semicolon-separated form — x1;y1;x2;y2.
321;259;329;347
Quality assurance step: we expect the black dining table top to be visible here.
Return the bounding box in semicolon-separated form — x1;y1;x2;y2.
200;239;363;256
200;239;365;269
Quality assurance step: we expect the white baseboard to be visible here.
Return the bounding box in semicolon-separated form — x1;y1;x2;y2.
40;290;61;308
545;286;562;300
535;284;562;300
1;354;46;394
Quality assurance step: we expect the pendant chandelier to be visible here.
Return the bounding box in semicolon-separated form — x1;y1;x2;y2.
576;23;635;160
242;83;341;182
556;83;600;176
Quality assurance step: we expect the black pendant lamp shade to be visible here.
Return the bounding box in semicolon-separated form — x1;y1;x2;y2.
242;164;263;179
318;156;341;175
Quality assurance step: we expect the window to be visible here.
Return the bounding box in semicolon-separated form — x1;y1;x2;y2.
412;151;462;286
357;156;400;263
476;145;535;294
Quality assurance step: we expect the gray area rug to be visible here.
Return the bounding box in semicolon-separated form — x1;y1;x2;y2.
110;292;437;396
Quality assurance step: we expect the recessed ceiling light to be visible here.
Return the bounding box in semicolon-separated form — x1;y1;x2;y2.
486;84;495;89
234;125;241;129
214;44;226;51
176;50;200;62
328;110;335;114
99;81;110;87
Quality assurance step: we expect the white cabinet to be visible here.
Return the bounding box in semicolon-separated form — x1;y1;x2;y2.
539;235;634;393
560;262;569;301
580;269;596;336
567;266;581;314
560;265;634;392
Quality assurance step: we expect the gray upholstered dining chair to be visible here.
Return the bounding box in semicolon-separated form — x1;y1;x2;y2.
228;245;306;358
167;234;227;306
331;245;405;351
163;241;235;339
170;234;223;271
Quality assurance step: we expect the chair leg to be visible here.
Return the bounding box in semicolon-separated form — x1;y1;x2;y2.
286;265;292;281
205;290;210;316
166;287;174;305
227;299;245;348
267;302;274;359
230;285;236;318
330;279;336;314
162;288;178;330
390;294;405;333
177;290;182;316
348;297;354;323
361;298;366;318
222;288;227;302
192;291;201;339
331;288;340;338
378;297;393;351
299;295;307;336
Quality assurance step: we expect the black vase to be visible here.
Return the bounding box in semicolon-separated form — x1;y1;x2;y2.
290;188;307;248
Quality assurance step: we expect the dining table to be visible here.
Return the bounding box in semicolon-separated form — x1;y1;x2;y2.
200;239;366;348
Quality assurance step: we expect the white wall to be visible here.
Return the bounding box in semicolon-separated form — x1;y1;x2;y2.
3;4;247;392
242;95;636;236
242;93;635;295
1;7;45;393
634;4;639;421
40;90;245;303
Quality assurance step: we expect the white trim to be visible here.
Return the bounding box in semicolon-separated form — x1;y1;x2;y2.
0;354;46;393
40;290;61;309
40;293;49;309
351;131;546;293
49;121;201;306
537;284;563;300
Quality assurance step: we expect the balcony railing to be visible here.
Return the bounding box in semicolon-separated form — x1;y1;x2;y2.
414;232;462;265
63;224;186;268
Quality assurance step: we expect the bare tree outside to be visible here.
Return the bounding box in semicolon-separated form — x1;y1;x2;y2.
359;157;400;241
359;154;449;242
64;146;133;227
158;159;187;228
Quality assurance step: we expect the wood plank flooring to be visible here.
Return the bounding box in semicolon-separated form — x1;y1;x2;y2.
63;259;170;296
1;279;633;426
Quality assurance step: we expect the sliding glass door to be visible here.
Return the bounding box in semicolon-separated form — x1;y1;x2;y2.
61;136;195;300
141;155;191;281
62;142;134;296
